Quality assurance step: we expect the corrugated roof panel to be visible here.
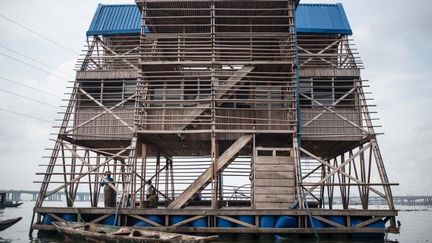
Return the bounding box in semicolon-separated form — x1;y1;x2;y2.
295;3;352;35
86;4;142;36
86;3;352;36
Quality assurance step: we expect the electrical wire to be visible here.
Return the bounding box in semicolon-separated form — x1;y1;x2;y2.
0;75;63;99
0;14;79;56
0;88;62;110
0;45;73;78
0;107;54;125
0;52;70;82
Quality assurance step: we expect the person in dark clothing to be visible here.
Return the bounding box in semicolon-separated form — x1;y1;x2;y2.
101;171;116;207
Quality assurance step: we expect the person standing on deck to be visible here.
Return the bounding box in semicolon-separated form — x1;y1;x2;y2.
101;171;116;207
146;180;158;208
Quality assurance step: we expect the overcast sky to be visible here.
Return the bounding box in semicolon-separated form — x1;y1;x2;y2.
0;0;431;196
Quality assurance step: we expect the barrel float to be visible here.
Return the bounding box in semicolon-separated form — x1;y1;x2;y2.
274;216;298;240
62;213;77;222
236;216;256;241
170;215;190;227
133;215;163;227
259;215;276;242
307;217;327;228
103;215;116;225
236;215;255;227
275;216;298;228
41;214;54;225
216;217;234;227
351;217;385;240
260;215;276;228
191;217;208;228
327;216;346;227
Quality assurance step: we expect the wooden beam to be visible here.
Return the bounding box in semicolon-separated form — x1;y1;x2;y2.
65;94;136;134
301;93;369;134
312;216;346;228
172;65;254;131
167;134;253;209
89;214;111;224
217;216;257;228
353;216;383;228
299;145;387;198
44;146;131;198
78;88;134;131
303;87;356;127
129;215;163;227
171;215;205;227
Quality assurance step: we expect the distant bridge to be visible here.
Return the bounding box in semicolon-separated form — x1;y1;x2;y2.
331;195;432;206
2;190;431;206
373;196;432;206
0;190;100;202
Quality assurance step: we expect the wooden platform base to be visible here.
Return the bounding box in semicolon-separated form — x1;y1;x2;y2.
32;207;398;235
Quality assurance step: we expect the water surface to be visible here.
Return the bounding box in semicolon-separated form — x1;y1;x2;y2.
0;201;430;242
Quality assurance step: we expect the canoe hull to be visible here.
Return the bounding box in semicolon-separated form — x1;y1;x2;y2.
53;222;218;243
0;217;22;231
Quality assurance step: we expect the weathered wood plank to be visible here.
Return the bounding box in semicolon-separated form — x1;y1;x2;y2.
255;156;293;164
255;195;295;203
76;70;137;80
254;179;295;187
299;68;360;78
255;202;293;209
255;165;294;172
255;171;295;179
254;187;295;195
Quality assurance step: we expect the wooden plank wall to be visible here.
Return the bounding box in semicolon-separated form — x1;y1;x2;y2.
301;108;362;141
253;148;295;209
74;108;134;140
145;109;291;131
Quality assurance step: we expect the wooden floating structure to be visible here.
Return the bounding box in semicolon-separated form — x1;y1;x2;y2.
30;0;399;239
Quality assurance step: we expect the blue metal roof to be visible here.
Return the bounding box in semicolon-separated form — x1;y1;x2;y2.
86;4;141;36
295;4;352;35
87;3;352;36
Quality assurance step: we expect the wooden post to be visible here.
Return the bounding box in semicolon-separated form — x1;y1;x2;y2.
140;144;147;207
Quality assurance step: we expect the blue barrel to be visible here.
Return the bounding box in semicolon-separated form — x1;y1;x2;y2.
104;215;116;225
275;216;298;228
351;217;385;228
216;217;234;227
236;215;256;241
274;216;298;241
170;215;190;227
260;215;276;228
327;216;346;227
307;217;326;228
134;215;163;227
351;217;385;240
236;215;255;227
191;217;208;228
62;213;77;222
41;214;54;225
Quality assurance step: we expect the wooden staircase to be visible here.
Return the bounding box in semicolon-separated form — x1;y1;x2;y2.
168;135;253;209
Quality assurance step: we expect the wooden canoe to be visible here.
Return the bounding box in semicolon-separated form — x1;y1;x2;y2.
0;217;22;231
0;201;23;209
53;221;218;243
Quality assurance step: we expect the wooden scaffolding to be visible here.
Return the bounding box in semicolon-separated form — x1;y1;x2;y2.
31;0;398;237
